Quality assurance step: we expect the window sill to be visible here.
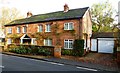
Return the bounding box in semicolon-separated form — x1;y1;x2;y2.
45;31;51;32
64;29;74;31
7;33;12;34
38;31;42;33
23;32;27;34
64;48;73;49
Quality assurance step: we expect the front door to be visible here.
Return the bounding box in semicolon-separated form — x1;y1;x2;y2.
23;39;31;44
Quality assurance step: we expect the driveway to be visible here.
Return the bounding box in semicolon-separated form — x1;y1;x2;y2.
62;53;118;68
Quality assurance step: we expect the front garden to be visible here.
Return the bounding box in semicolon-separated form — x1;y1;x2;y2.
8;45;54;56
6;39;85;57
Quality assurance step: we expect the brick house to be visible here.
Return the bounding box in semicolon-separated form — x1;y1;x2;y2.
4;4;92;51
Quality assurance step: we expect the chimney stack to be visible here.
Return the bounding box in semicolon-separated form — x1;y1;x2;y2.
27;12;32;17
64;4;69;12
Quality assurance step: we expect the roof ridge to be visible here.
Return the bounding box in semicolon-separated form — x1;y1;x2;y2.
5;6;89;26
31;7;89;17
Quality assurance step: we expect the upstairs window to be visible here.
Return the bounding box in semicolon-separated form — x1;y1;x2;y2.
8;27;12;34
17;27;21;33
23;26;27;33
64;22;74;30
44;39;52;46
45;24;51;32
38;25;43;32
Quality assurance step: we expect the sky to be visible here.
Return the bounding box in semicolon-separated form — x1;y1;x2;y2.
0;0;119;17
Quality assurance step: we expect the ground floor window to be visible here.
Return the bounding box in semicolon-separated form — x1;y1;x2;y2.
44;39;52;46
7;38;12;44
64;39;73;49
32;38;37;45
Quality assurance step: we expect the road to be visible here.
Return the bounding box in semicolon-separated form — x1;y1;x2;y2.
1;54;97;71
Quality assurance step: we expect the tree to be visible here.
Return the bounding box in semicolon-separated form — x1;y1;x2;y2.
91;1;115;32
0;7;24;30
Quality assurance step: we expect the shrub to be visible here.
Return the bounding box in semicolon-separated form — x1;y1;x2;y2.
9;46;28;54
73;39;84;49
38;47;52;56
73;39;84;56
8;45;53;56
62;49;73;56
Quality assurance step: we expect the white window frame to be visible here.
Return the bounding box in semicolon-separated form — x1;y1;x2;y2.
64;39;74;49
38;25;43;32
23;26;27;33
64;22;74;30
7;38;12;44
45;24;51;32
17;27;20;33
44;39;52;46
31;38;37;45
8;27;12;34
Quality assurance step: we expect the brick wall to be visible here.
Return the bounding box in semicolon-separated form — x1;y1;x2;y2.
5;11;92;49
5;19;81;47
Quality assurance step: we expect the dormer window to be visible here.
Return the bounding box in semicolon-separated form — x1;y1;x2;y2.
64;22;74;30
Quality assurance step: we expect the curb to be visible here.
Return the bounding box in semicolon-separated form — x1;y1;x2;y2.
2;52;50;61
2;52;117;71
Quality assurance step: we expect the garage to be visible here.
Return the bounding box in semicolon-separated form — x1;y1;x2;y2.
98;38;114;53
91;32;116;54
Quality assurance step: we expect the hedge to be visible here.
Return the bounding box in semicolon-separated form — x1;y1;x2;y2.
73;39;84;56
9;45;54;56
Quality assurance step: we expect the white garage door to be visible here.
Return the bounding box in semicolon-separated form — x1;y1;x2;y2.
91;39;97;51
98;38;114;53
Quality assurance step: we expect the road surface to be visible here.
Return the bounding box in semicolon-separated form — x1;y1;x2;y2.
1;54;97;71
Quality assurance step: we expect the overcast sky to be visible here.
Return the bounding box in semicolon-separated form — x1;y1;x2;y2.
0;0;119;16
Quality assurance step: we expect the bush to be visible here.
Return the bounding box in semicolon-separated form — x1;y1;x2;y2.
62;49;73;56
38;47;52;56
72;49;84;56
8;45;53;56
9;46;28;54
73;39;84;49
73;39;84;56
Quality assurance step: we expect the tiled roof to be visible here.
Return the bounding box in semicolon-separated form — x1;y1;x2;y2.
91;32;117;38
5;7;89;26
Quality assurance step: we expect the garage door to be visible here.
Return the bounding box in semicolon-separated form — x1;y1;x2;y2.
91;39;97;51
98;38;114;53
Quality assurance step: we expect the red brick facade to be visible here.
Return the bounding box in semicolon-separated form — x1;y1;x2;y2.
5;9;92;51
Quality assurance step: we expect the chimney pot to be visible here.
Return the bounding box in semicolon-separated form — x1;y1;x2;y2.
27;12;32;17
64;4;69;12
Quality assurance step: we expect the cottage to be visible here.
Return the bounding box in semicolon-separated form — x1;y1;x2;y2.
4;4;92;52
